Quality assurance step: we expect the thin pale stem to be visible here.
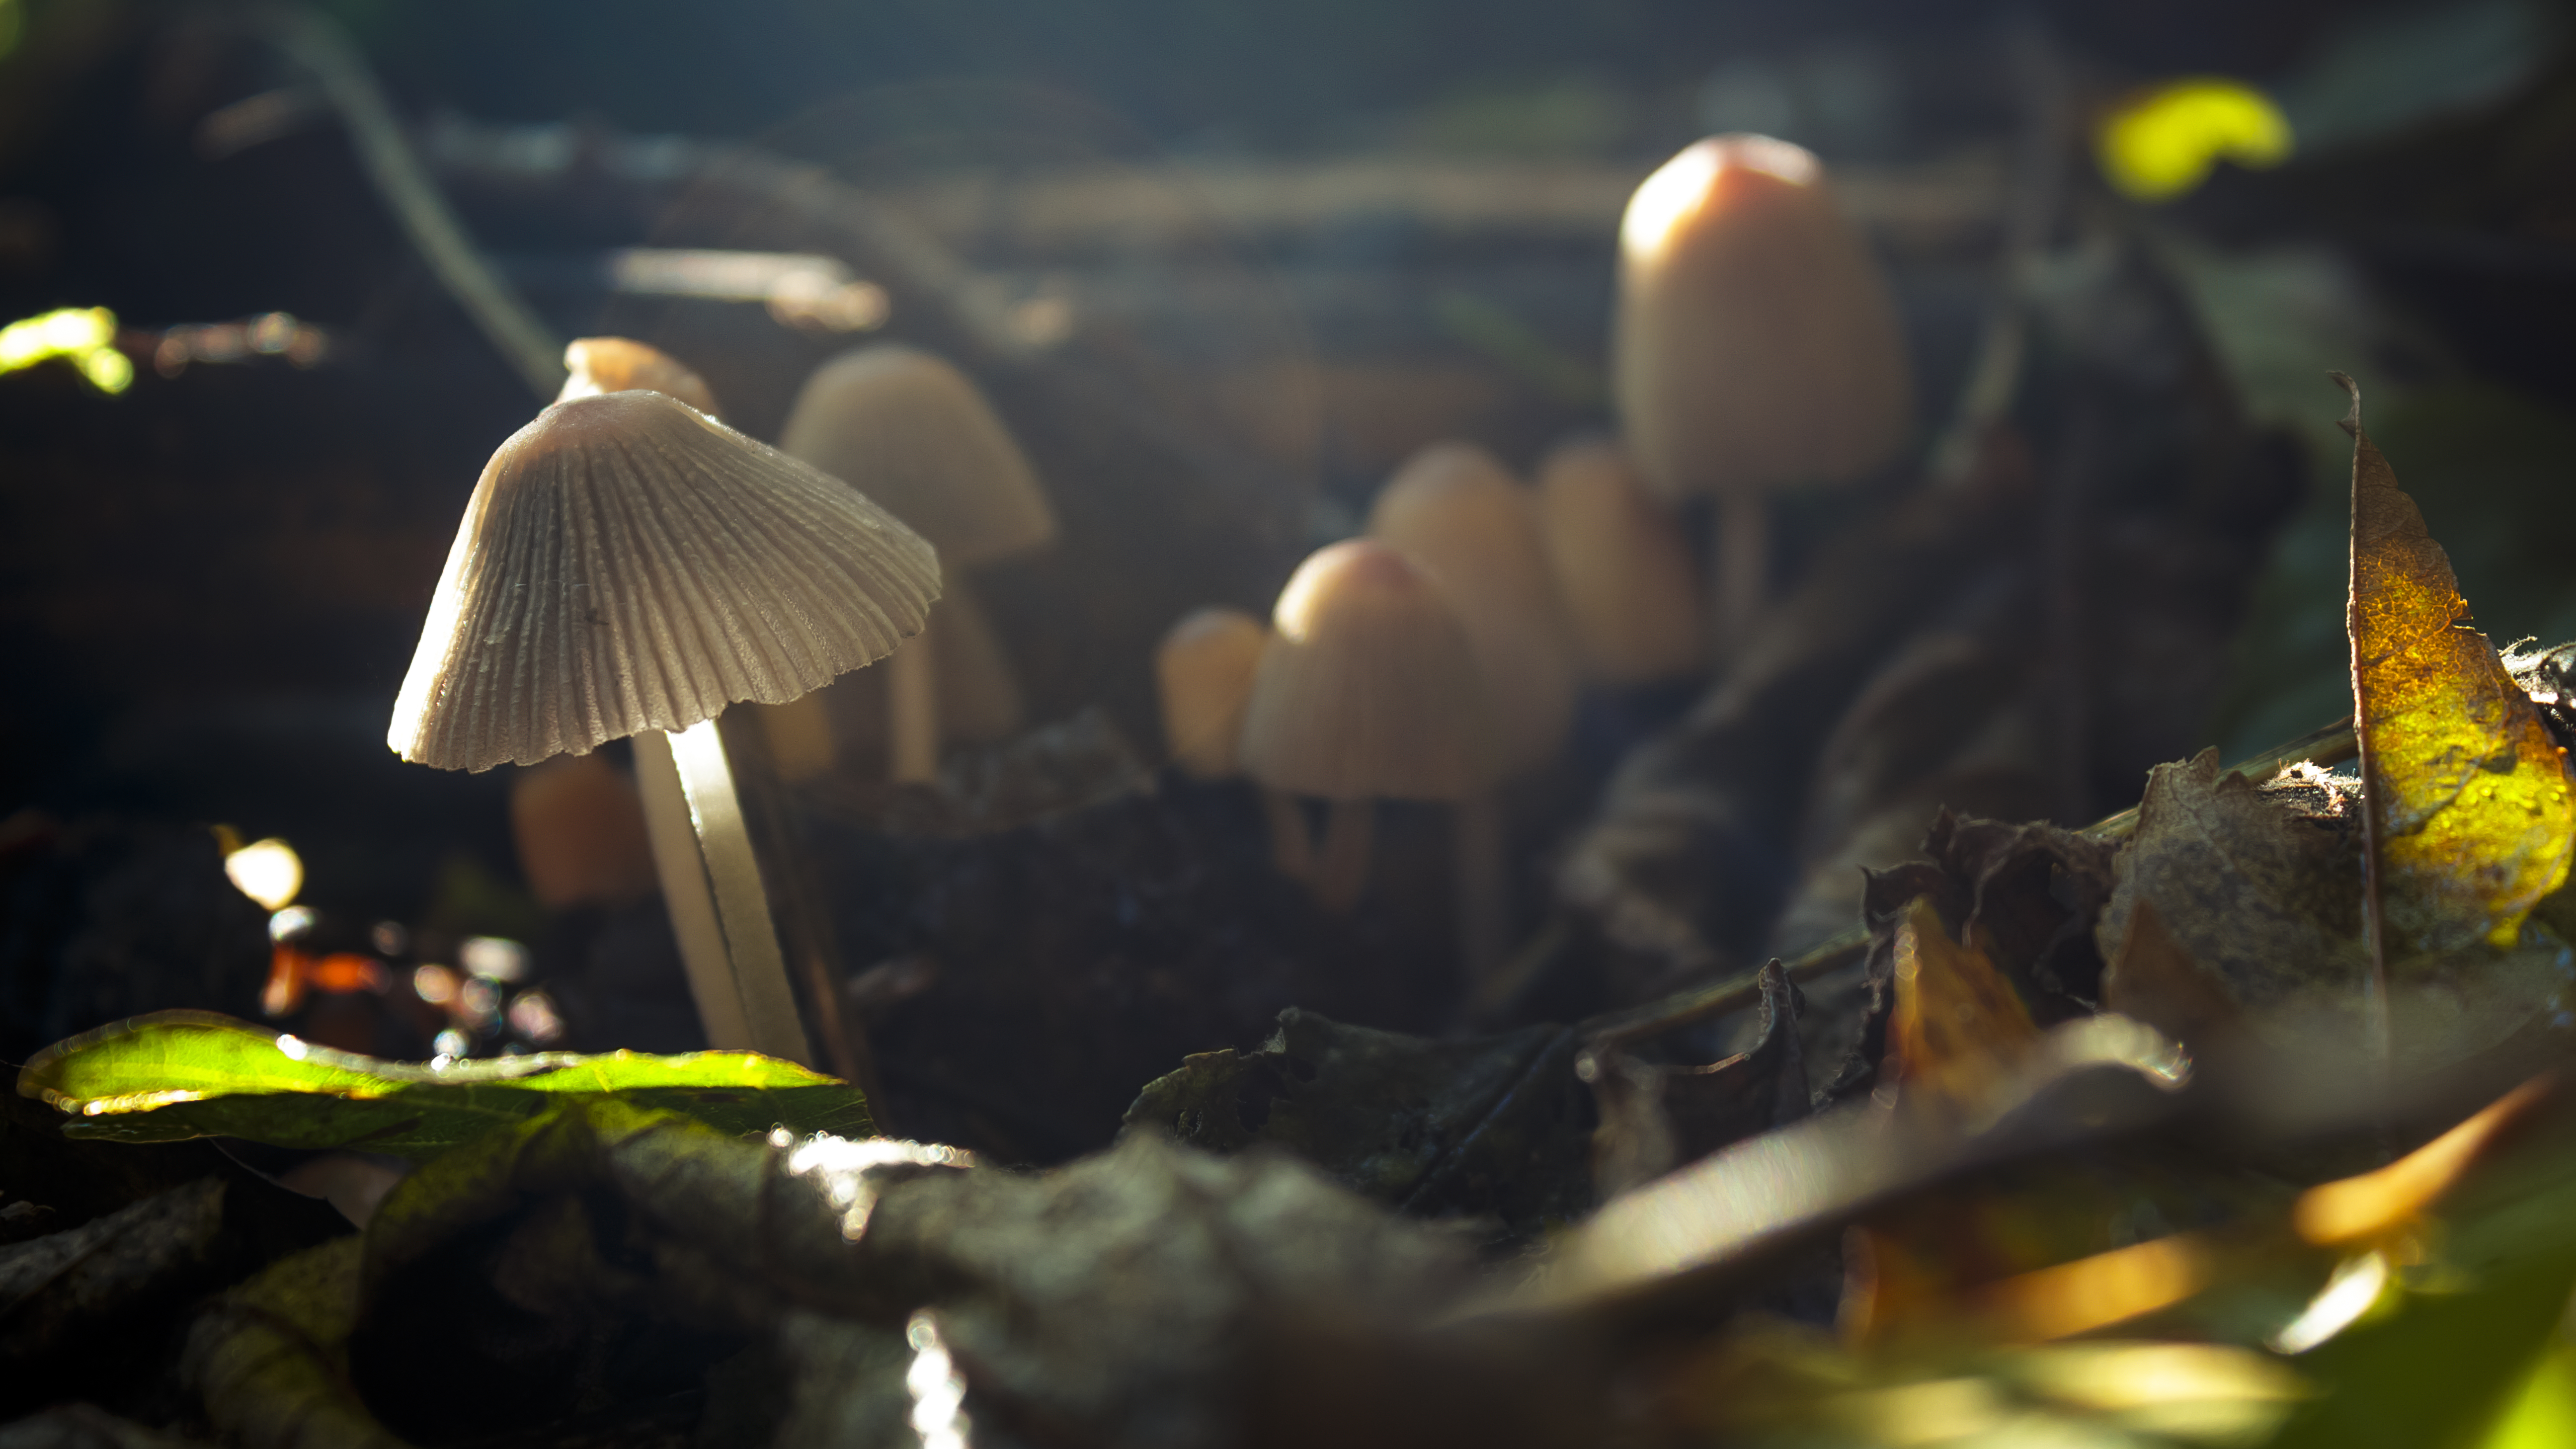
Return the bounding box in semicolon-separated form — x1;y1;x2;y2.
631;728;754;1051
1454;793;1508;991
1713;488;1768;658
887;633;940;783
665;718;814;1065
1312;798;1376;914
1263;787;1315;882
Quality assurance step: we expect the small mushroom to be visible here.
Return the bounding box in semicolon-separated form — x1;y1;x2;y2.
389;390;939;1064
1240;540;1497;919
1364;443;1580;979
556;336;722;416
1613;134;1913;652
1155;605;1309;879
1534;436;1705;685
508;751;658;910
1366;442;1579;775
780;343;1053;783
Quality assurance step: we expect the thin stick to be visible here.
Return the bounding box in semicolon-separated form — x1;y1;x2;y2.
1454;794;1508;989
254;7;562;397
665;718;814;1065
1313;798;1376;914
1712;488;1767;656
2336;374;2397;1090
1263;787;1315;882
887;634;940;783
631;729;753;1051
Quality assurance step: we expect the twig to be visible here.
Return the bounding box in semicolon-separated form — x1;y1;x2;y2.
240;6;564;397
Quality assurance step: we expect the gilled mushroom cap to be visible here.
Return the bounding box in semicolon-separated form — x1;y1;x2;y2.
1366;442;1577;774
389;390;941;772
558;337;723;418
1155;606;1268;779
1613;134;1914;502
778;343;1054;569
1239;540;1496;802
1534;437;1704;684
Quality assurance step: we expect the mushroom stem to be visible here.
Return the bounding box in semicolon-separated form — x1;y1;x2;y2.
887;632;940;783
1713;487;1768;657
1312;798;1375;914
1453;793;1508;988
1263;787;1315;882
632;721;814;1065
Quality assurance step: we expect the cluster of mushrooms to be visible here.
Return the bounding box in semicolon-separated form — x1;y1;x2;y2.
385;130;1916;1070
1153;132;1916;985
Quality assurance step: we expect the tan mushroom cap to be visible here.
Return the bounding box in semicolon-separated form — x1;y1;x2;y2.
1239;540;1497;802
1613;134;1914;502
1366;442;1578;774
389;390;941;773
1534;437;1704;684
1155;606;1268;779
558;337;722;418
778;343;1055;569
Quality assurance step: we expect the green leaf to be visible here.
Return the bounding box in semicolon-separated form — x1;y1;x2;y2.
14;1010;869;1157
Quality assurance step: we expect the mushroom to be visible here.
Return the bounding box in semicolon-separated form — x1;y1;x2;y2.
1365;443;1579;978
509;751;659;910
1154;605;1309;879
1533;436;1705;685
1613;134;1913;652
1239;541;1497;922
557;336;722;416
779;343;1053;783
389;390;939;1064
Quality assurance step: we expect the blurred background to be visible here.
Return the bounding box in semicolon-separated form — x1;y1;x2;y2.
2;0;2572;1138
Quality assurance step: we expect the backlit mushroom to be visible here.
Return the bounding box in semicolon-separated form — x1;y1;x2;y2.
1365;443;1578;977
389;390;939;1064
1534;436;1704;685
1155;605;1309;879
1614;134;1913;652
779;343;1053;782
1240;541;1497;922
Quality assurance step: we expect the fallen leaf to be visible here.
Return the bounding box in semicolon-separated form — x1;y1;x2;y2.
15;1011;870;1157
1583;961;1809;1200
2099;897;2245;1048
1123;1008;1593;1241
2096;749;2371;1018
2339;374;2576;958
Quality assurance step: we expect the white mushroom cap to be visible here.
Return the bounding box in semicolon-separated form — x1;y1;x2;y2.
778;343;1054;569
389;391;941;772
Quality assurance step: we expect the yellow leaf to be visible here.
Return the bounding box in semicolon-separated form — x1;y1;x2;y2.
2341;373;2576;959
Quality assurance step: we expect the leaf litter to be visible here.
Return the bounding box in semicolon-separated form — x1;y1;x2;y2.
13;369;2576;1447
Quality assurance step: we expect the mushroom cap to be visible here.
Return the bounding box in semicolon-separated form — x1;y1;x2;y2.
778;343;1055;569
558;337;723;418
1366;442;1578;774
1239;540;1497;802
1613;134;1914;502
1534;437;1705;684
1155;606;1268;779
389;390;942;773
